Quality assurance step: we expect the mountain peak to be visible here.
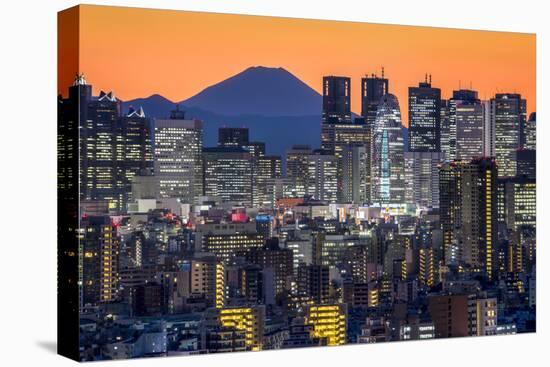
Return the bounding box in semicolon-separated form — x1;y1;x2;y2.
180;66;321;117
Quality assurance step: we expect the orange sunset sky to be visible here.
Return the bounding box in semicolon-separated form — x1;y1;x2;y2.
59;5;536;125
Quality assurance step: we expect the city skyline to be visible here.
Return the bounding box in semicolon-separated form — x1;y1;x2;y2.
58;5;536;125
57;5;536;362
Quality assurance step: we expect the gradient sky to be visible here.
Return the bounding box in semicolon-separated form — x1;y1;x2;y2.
59;5;536;125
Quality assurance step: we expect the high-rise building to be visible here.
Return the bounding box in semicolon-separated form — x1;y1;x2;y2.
322;76;351;124
218;127;249;148
408;77;441;152
453;90;484;161
404;152;442;208
342;144;369;204
498;176;536;231
516;149;536;179
305;304;347;346
482;100;495;157
80;216;120;305
286;145;313;197
371;94;406;205
254;155;282;207
461;158;498;279
59;78;123;210
154;109;203;203
439;99;451;160
203;147;253;206
119;107;153;205
447;89;479;161
524;112;536;150
305;150;338;203
321;118;373;202
492;93;527;177
439;161;463;265
361;73;389;123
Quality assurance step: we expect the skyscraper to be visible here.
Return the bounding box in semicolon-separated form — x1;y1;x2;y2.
322;76;351;124
404;151;442;208
154;109;203;203
440;99;451;160
482;100;495;157
61;77;123;210
254;155;282;207
461;158;497;279
439;161;463;265
524;112;536;150
451;89;484;161
321;117;373;202
371;94;406;205
408;77;441;152
286;145;313;197
342;144;369;204
202;147;253;206
492;93;527;177
361;72;389;123
119;107;153;205
218;127;249;148
305;150;338;203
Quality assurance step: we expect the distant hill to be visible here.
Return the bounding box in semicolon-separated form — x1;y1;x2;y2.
122;66;323;157
181;66;322;116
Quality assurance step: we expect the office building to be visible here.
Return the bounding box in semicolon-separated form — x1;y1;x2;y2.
492;93;527;177
203;147;253;206
342;144;369;204
154;109;203;203
452;89;484;161
408;77;441;152
218;127;249;147
254;155;282;207
361;72;389;123
371;94;406;205
305;150;338;203
286;145;313;197
321;118;373;202
322;76;351;124
404;151;442;208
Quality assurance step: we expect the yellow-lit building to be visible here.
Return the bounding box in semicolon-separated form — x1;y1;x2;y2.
204;306;266;351
305;304;347;346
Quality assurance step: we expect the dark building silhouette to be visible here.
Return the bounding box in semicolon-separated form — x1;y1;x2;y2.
218;127;250;147
119;107;153;205
322;76;351;124
516;149;536;179
361;72;389;123
408;77;441;152
297;264;330;304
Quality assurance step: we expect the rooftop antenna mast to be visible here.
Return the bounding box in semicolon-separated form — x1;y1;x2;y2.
381;66;385;78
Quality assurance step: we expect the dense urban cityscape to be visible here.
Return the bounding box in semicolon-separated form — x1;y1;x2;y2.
58;69;536;361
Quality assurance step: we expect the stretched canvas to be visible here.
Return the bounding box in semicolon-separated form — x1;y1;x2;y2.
57;4;536;362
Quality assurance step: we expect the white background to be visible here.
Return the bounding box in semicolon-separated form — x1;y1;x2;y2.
0;0;547;365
